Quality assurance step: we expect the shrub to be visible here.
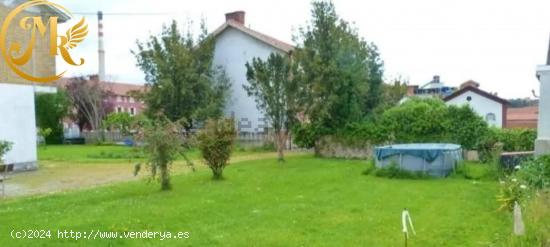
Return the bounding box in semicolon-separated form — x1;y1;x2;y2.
292;123;324;149
516;155;550;191
335;98;490;149
0;141;12;163
496;175;530;211
478;128;537;162
446;104;489;150
381;97;450;143
102;112;134;135
37;127;52;147
197;118;237;180
340;121;388;145
134;117;193;190
371;163;430;179
35;90;70;144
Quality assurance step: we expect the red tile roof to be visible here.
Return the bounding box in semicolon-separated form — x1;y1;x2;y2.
56;78;146;96
211;20;294;53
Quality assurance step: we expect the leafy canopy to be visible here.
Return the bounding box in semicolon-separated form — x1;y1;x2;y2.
133;20;231;129
293;1;384;133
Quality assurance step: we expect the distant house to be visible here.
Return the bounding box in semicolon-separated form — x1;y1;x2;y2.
212;11;293;133
57;77;146;132
444;81;509;128
101;81;146;116
406;75;457;98
0;2;69;171
506;106;538;128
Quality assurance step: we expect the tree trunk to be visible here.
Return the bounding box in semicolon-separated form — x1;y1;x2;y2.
160;164;171;190
212;165;223;180
276;130;286;162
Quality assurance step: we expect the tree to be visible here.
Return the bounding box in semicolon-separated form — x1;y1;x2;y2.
133;20;231;129
37;128;52;148
245;53;299;162
381;97;450;143
65;76;112;130
293;1;384;134
447;104;489;150
102;112;134;135
134;116;194;190
197;118;236;180
35;90;70;144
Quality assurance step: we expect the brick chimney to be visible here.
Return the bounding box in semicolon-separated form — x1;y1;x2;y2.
98;11;106;82
225;11;245;25
460;80;480;89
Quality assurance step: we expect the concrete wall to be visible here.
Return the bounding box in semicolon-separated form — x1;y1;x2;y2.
213;27;282;133
0;83;38;170
446;91;504;128
315;136;373;159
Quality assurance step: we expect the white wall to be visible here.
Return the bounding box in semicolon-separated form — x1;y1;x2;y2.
0;83;38;170
213;27;282;133
446;91;504;128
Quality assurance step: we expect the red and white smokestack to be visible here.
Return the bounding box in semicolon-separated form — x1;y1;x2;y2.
98;11;106;82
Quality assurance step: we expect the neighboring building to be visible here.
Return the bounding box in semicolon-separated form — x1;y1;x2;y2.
0;1;69;170
506;106;538;128
406;75;457;98
102;81;146;116
212;11;293;133
444;81;509;128
57;77;147;131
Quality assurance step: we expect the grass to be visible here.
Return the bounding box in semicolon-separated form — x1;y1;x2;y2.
37;144;262;164
1;155;511;246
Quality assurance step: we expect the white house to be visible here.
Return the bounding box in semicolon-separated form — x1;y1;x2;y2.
444;81;509;128
0;1;69;171
211;11;293;133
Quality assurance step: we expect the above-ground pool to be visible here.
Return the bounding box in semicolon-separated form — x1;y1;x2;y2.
374;143;462;177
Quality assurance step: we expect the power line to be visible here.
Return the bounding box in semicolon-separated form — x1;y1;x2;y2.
71;12;177;16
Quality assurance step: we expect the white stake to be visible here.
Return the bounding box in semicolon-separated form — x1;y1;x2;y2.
402;208;416;246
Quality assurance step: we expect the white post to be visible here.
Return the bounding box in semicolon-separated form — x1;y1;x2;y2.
535;36;550;156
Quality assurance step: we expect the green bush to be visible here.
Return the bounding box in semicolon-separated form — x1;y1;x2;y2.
35;90;70;144
292;123;324;148
516;155;550;191
334;98;489;149
370;163;430;179
478;128;537;162
197;118;237;180
0;141;12;163
102;112;134;135
380;97;450;143
134;117;192;190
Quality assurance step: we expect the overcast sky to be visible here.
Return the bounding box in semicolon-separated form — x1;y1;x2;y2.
55;0;550;99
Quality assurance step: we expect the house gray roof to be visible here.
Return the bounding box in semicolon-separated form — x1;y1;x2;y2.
211;20;294;53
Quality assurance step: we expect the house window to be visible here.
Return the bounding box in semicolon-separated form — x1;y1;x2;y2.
116;107;122;113
486;113;496;122
466;96;472;102
130;108;135;116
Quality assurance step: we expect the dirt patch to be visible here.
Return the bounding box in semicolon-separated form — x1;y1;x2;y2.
2;152;307;198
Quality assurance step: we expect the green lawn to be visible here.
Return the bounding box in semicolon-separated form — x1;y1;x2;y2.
0;154;511;246
38;144;201;163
